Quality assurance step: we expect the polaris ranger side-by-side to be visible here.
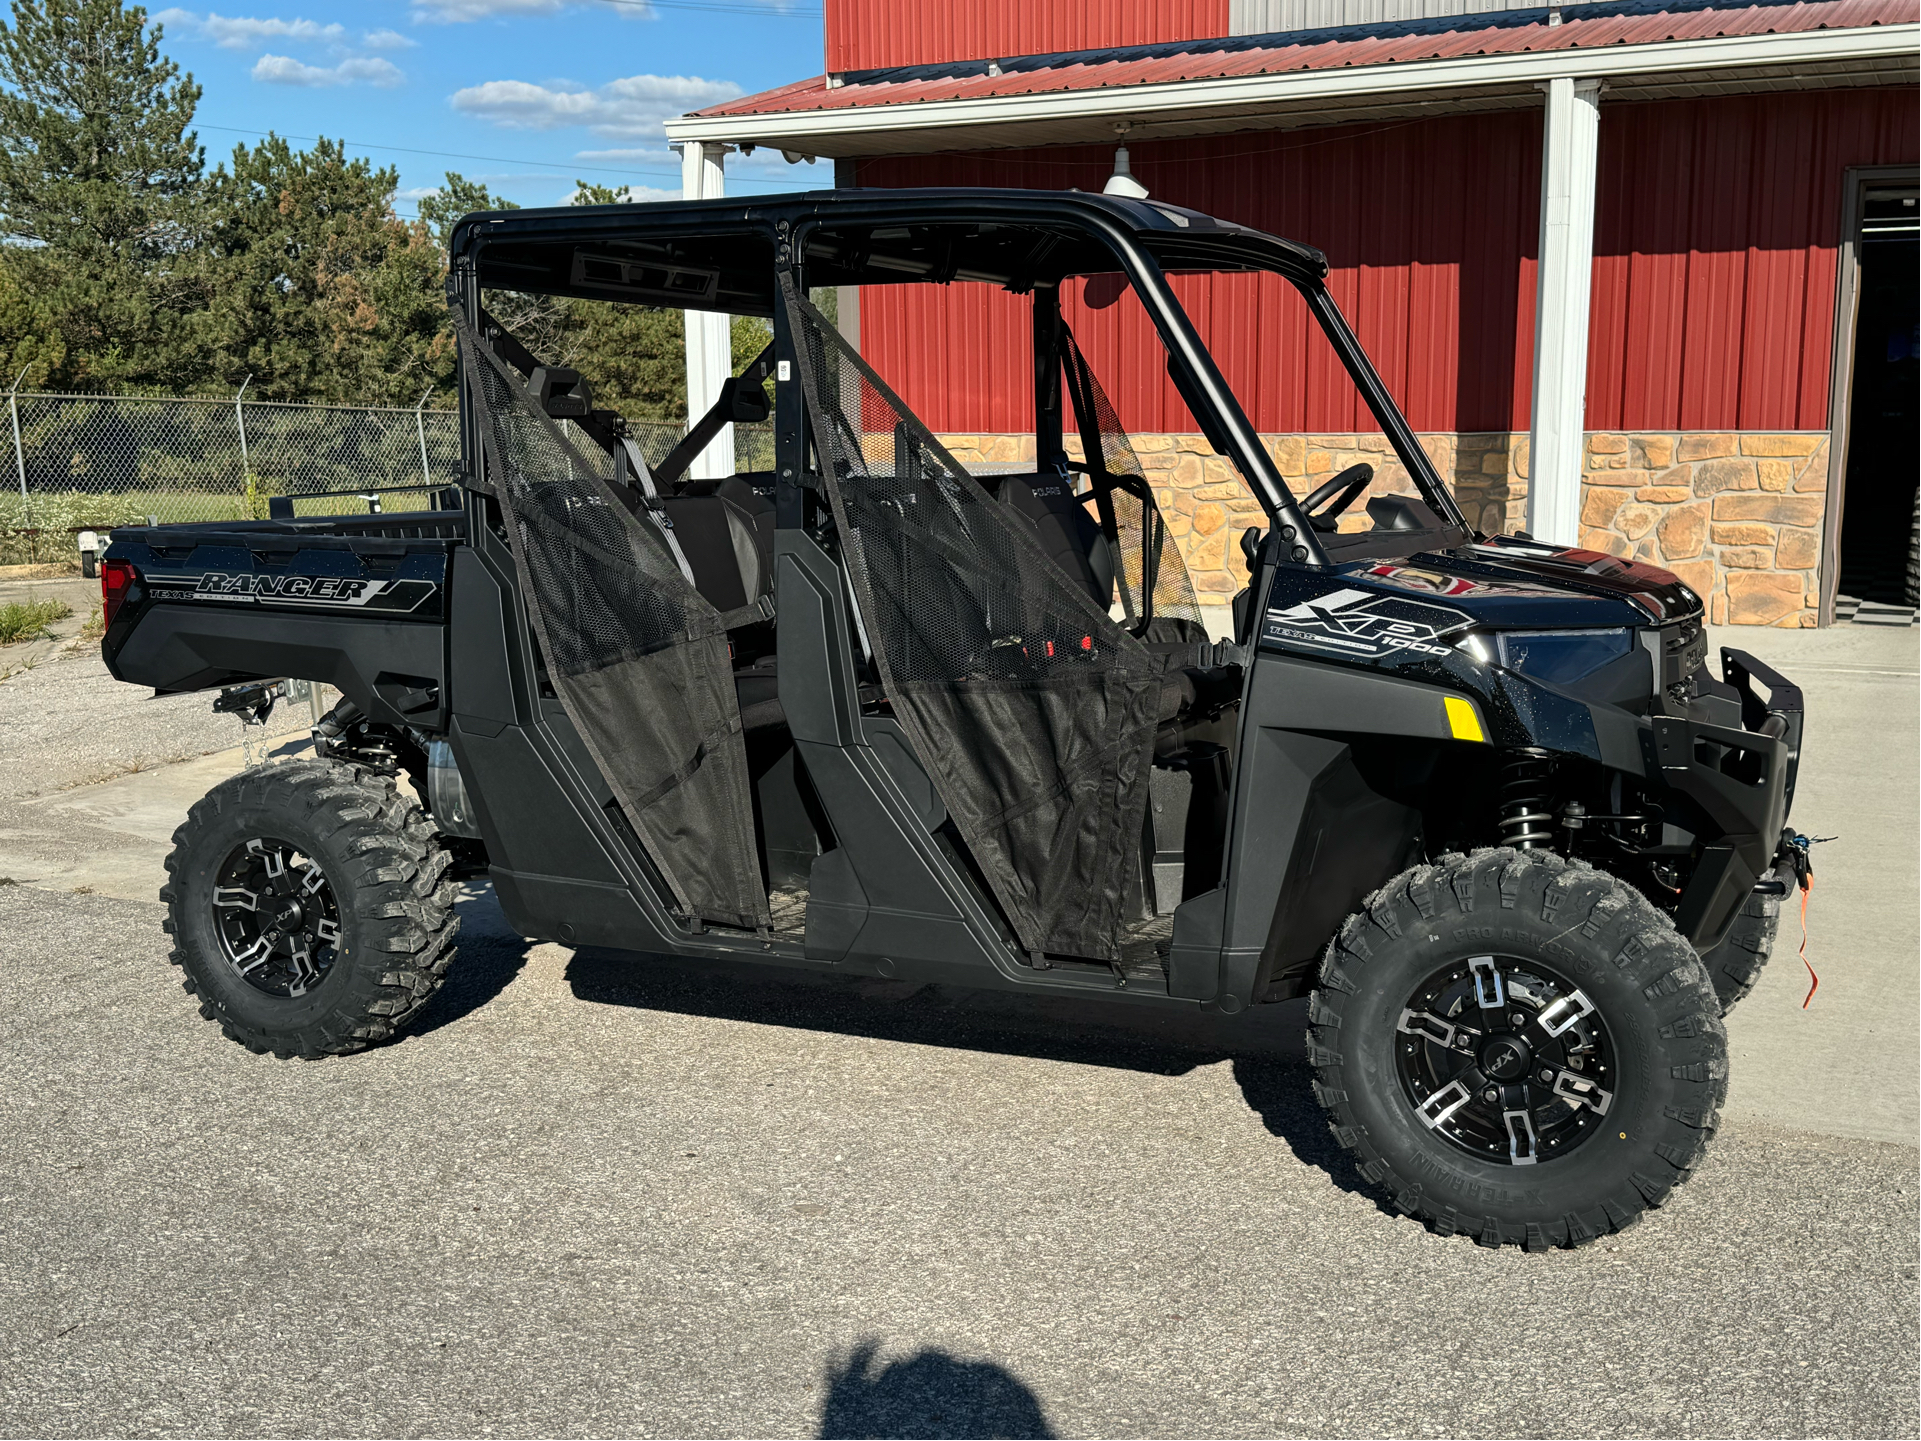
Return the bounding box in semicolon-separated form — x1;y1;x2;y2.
101;190;1809;1249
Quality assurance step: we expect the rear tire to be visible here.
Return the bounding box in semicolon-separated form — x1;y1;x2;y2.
1307;848;1726;1250
160;759;459;1058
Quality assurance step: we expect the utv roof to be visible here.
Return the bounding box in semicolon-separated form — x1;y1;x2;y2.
448;186;1329;317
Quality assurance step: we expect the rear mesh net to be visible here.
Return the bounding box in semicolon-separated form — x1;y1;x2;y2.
783;278;1162;962
455;314;769;931
1059;327;1208;644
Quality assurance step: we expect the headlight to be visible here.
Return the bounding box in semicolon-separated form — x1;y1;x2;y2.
1495;628;1633;685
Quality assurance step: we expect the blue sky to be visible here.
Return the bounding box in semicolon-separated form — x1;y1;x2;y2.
148;0;830;219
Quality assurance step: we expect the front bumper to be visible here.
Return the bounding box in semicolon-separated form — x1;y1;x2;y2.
1653;648;1803;948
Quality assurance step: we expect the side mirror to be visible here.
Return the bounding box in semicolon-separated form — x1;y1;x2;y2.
527;366;592;419
1240;525;1264;573
727;375;770;424
1164;354;1236;458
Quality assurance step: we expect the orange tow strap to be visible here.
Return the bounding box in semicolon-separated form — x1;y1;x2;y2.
1797;875;1818;1009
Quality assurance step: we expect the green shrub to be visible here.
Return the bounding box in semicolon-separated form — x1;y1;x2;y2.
0;597;71;644
0;489;247;564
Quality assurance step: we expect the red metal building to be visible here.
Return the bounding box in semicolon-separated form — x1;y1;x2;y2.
670;0;1920;625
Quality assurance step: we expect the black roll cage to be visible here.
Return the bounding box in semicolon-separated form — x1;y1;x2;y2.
447;187;1471;565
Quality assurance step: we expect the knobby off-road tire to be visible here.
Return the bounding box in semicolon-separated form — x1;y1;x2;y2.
1697;885;1783;1015
1308;847;1727;1250
161;759;459;1058
1907;484;1918;609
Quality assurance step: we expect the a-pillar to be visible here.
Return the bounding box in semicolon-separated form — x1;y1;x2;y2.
1526;77;1602;546
677;140;734;480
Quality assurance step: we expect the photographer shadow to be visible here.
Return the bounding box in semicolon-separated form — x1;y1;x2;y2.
818;1339;1054;1440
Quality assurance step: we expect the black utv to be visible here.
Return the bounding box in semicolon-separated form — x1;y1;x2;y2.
100;189;1809;1249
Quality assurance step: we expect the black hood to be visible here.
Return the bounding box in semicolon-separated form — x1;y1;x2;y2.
1333;537;1703;630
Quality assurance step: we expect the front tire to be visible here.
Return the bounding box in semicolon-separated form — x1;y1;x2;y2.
160;759;459;1058
1308;848;1726;1250
1698;883;1784;1014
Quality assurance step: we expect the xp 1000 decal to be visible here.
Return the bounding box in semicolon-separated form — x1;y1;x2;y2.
1261;583;1470;662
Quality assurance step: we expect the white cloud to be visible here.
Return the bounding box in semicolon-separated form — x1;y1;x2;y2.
362;28;417;50
450;73;741;139
573;147;674;166
565;183;680;205
574;145;812;182
411;0;566;20
154;9;346;48
253;53;406;87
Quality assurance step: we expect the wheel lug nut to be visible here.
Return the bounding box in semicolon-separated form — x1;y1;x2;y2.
1483;1088;1499;1103
1510;1013;1526;1027
1540;1067;1555;1083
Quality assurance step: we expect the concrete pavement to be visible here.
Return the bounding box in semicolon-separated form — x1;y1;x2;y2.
1705;622;1920;1145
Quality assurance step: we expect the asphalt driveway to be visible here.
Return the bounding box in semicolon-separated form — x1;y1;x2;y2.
0;623;1914;1439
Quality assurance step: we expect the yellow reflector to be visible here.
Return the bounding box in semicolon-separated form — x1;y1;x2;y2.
1444;695;1487;743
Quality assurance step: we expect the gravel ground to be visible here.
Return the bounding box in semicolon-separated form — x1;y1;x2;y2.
0;884;1914;1440
0;643;304;804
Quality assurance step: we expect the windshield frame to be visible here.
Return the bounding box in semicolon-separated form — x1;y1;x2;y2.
460;192;1476;565
1125;233;1473;562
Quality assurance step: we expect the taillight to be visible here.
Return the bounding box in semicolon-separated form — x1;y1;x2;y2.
100;558;136;627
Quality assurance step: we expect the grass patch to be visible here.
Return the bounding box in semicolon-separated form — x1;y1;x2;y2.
77;603;104;642
0;597;72;644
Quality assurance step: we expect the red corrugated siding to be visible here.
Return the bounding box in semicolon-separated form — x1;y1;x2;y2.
1587;88;1919;432
825;0;1229;75
857;110;1542;434
855;89;1918;436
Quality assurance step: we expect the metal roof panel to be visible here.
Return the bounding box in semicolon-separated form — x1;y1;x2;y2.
694;0;1914;117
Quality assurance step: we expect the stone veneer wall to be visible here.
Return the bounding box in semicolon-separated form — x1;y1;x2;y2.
936;429;1830;628
1571;431;1829;628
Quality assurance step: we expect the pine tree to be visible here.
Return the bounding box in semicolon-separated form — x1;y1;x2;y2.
203;136;449;404
418;170;516;253
0;0;201;251
0;0;206;390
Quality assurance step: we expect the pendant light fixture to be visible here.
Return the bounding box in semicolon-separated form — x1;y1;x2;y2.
1103;122;1148;199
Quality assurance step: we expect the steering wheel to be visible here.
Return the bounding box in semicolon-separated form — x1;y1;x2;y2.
1299;463;1374;532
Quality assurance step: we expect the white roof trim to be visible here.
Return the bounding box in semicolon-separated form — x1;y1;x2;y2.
665;24;1918;145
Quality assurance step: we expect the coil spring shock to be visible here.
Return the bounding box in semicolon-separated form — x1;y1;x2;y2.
1499;748;1556;848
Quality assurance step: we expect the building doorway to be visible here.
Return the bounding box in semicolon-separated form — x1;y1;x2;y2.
1834;180;1919;617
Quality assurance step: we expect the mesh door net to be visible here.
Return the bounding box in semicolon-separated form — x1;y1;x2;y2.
1058;326;1209;646
455;314;769;932
783;279;1162;963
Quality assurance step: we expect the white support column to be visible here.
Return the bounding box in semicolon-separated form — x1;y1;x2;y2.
677;140;734;480
833;156;861;353
1526;76;1602;546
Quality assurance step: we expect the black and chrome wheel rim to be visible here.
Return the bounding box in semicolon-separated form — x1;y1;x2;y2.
1395;955;1616;1166
211;837;342;997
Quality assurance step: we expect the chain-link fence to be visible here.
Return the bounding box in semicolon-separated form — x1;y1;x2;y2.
0;387;772;566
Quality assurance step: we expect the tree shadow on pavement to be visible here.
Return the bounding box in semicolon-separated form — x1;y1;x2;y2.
818;1338;1055;1439
564;944;1385;1208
